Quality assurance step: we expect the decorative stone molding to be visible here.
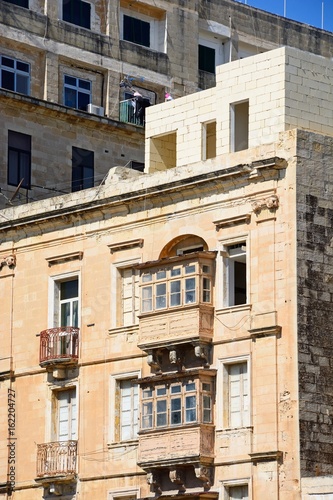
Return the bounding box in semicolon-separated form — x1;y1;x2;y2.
147;351;162;371
194;465;212;490
252;195;279;214
46;251;83;266
147;472;162;495
249;450;283;463
108;238;144;253
169;468;186;492
214;214;251;230
0;255;16;270
249;325;281;339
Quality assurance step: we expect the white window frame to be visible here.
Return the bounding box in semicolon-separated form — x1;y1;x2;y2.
48;271;81;329
0;55;30;95
217;356;251;430
108;488;140;500
109;371;140;443
110;258;141;329
219;236;249;309
120;7;166;53
199;32;227;68
222;479;251;500
45;382;79;444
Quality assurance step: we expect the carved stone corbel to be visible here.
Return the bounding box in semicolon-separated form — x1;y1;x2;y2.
169;468;186;492
194;344;210;366
252;195;279;214
147;471;162;495
147;351;162;371
194;465;212;490
0;255;16;270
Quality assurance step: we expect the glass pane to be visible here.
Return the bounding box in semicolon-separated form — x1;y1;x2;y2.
78;79;91;90
16;61;29;73
185;382;195;392
77;90;90;110
185;277;196;304
19;151;30;188
8;150;19;185
171;267;181;277
170;279;181;307
64;87;77;107
142;273;152;282
156;270;166;280
142;388;152;398
203;265;210;273
64;75;76;86
16;74;29;95
171;398;181;425
185;264;195;274
61;302;71;327
156;386;166;396
1;57;14;68
72;300;78;327
171;384;181;394
155;283;166;309
142;286;152;312
2;69;15;91
60;280;78;300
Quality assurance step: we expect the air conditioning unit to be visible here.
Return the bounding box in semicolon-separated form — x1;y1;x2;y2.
87;104;104;116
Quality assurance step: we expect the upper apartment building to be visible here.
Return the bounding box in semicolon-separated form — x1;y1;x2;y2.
1;0;333;206
1;45;333;500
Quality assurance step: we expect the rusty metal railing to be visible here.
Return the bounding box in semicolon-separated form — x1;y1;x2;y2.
39;327;79;365
36;440;77;477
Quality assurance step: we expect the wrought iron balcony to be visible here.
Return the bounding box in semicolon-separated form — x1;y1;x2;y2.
119;99;145;127
36;440;77;478
39;327;79;366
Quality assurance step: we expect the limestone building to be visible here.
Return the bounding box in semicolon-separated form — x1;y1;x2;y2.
1;0;333;207
1;44;333;500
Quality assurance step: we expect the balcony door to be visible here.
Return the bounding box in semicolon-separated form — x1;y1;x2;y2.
58;389;77;441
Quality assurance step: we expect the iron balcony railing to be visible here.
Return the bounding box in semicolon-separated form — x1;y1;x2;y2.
39;327;79;365
119;99;144;127
36;440;77;478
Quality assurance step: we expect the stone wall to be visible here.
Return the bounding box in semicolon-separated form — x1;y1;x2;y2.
297;129;333;477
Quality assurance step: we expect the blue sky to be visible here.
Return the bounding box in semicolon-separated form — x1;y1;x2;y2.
235;0;333;32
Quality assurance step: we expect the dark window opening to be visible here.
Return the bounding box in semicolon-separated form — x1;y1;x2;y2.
7;130;31;189
64;75;91;111
3;0;29;7
123;15;150;47
199;45;215;74
129;161;144;172
63;0;91;29
72;147;94;192
234;261;246;305
0;56;30;95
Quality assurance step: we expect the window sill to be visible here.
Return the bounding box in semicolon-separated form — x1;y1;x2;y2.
216;426;253;433
215;303;252;315
108;325;139;336
107;439;138;449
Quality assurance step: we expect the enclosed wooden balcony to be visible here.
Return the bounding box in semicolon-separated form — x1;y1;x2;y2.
39;327;79;367
36;441;77;478
138;424;214;469
137;252;216;352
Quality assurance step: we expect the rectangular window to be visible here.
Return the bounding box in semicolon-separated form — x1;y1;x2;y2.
53;277;79;328
63;0;91;29
199;44;215;74
225;362;249;428
7;130;31;189
3;0;29;7
64;75;91;111
1;55;30;95
141;378;213;430
228;485;248;500
231;100;249;152
72;146;94;192
224;243;247;307
123;15;150;47
119;380;138;441
56;388;77;441
120;267;139;326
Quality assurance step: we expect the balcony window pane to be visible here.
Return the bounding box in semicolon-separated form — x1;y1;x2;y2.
170;280;181;306
142;401;152;428
142;286;152;312
185;395;196;422
171;267;181;277
185;264;196;274
16;74;29;94
156;283;166;309
2;70;14;90
203;277;211;302
203;395;212;422
64;87;76;108
171;398;181;425
171;384;181;394
156;386;166;396
156;400;167;426
185;277;196;304
61;302;71;326
156;270;166;280
142;273;152;283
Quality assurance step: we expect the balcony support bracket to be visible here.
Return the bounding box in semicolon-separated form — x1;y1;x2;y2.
147;471;162;495
169;467;186;492
194;465;212;490
194;344;210;367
